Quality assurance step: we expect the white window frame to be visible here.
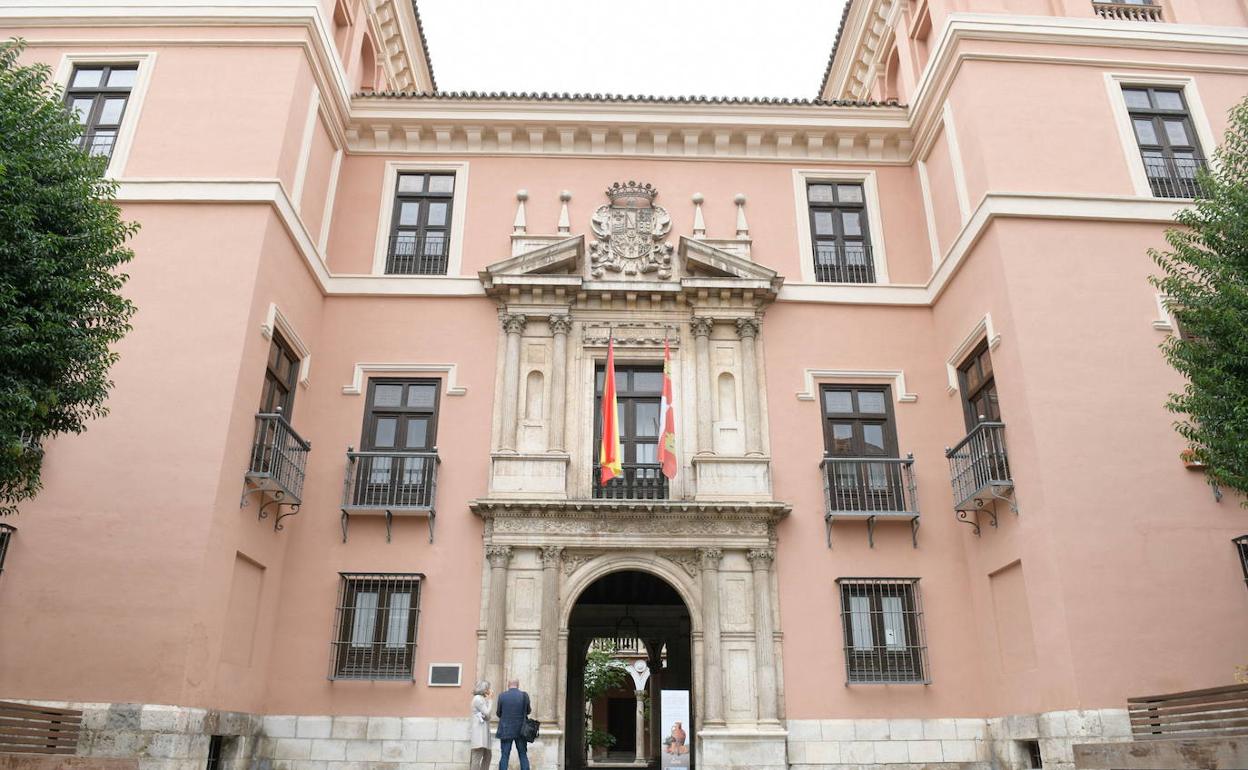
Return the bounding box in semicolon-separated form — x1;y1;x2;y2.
1103;72;1218;199
371;161;469;277
54;52;157;179
261;302;312;388
792;168;890;285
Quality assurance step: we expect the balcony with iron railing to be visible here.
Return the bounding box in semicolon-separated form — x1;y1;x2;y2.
386;234;449;275
341;449;441;543
814;242;876;284
242;410;311;528
592;463;668;500
1143;154;1208;199
1092;1;1163;22
821;455;919;548
945;421;1015;533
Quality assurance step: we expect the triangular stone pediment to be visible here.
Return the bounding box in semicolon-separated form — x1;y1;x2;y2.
679;237;781;284
481;235;584;281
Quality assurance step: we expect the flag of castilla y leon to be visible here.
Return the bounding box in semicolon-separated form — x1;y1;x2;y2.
658;337;678;480
599;335;624;484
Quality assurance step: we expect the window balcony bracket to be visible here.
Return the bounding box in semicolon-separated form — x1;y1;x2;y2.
821;455;920;549
825;512;919;549
340;448;440;544
340;507;435;545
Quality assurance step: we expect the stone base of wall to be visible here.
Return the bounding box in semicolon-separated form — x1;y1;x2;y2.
699;728;788;770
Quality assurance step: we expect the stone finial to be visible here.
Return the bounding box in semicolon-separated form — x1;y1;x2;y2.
513;189;528;234
736;317;760;339
697;547;723;568
548;314;573;335
557;190;572;233
692;193;706;238
734;193;749;239
501;313;528;335
691;316;714;338
746;547;775;567
485;545;513;568
540;546;565;566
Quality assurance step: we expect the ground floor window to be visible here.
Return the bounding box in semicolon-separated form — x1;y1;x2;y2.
836;577;929;684
330;572;423;680
1235;535;1248;591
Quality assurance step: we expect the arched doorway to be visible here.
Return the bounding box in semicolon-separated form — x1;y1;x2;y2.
565;570;693;770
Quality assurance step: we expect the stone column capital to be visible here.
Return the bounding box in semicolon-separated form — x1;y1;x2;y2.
548;314;573;335
691;316;715;338
746;547;775;568
697;547;723;569
735;317;761;339
485;545;513;568
501;313;527;335
540;545;565;566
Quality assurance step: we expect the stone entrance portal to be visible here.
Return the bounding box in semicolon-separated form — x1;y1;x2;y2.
565;570;693;770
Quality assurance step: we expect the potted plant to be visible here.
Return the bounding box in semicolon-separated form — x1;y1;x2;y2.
586;728;616;759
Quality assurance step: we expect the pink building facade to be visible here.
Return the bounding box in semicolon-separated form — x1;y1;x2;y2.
2;1;1247;769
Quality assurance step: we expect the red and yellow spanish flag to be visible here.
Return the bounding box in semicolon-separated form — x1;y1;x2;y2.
658;338;678;479
599;336;623;484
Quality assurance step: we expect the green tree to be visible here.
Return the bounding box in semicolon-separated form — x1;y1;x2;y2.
1150;96;1248;503
0;39;137;515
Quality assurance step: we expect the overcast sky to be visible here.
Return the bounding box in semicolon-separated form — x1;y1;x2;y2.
417;0;849;99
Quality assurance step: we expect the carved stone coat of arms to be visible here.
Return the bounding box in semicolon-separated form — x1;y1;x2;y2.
589;181;674;279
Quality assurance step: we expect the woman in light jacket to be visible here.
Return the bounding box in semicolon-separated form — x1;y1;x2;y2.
469;680;492;770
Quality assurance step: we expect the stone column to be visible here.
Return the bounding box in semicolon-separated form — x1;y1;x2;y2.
698;548;724;725
485;545;513;689
499;314;526;452
736;317;763;456
635;689;646;763
548;315;572;452
747;547;779;723
692;317;715;455
538;546;563;722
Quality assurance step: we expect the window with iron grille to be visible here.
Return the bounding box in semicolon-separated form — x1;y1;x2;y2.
958;340;1000;431
387;173;455;275
330;573;423;680
348;380;440;508
1122;86;1206;198
0;523;14;578
593;365;667;499
1235;536;1248;591
260;331;300;417
64;65;137;160
836;578;929;684
807;182;875;283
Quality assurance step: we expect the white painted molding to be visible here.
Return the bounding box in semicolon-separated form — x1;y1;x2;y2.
1152;293;1176;332
941;102;972;225
53;51;157;180
916;158;942;268
260;302;312;387
290;88;321;209
945;313;1001;394
370;160;470;277
791;168;890;285
796;369;918;403
342;363;468;396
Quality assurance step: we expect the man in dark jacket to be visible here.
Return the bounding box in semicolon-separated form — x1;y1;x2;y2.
495;678;531;770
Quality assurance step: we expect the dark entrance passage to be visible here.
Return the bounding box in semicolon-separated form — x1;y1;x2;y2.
565;570;693;770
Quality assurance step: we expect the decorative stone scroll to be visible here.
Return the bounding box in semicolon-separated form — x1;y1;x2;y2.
561;551;603;576
589;181;673;279
662;551;702;578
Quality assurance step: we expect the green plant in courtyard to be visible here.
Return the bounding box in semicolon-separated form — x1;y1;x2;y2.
1150;95;1248;503
583;640;630;701
0;38;137;516
585;728;617;750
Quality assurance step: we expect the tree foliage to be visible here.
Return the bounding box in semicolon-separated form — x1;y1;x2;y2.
1150;95;1248;502
0;39;137;515
583;641;630;701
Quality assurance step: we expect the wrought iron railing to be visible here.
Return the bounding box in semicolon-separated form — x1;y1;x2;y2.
592;463;668;500
343;451;440;510
1092;1;1163;22
821;456;917;516
245;412;311;502
385;234;450;275
1142;154;1207;199
945;421;1011;511
814;241;876;283
590;637;644;653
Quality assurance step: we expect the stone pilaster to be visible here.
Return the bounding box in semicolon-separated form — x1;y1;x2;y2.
498;313;527;453
635;689;647;763
538;545;563;722
698;547;724;725
548;315;572;452
747;547;779;724
485;545;513;690
736;317;763;456
692;317;715;455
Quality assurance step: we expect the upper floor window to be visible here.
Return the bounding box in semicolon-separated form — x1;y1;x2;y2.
594;366;666;500
837;578;929;684
1236;535;1248;591
65;65;137;160
330;572;422;680
1123;86;1205;198
958;340;999;430
0;523;14;579
260;331;300;417
820;386;897;459
807;182;874;283
387;173;455;275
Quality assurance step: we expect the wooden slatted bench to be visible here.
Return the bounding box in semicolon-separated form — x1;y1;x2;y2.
1128;683;1248;741
0;701;81;756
